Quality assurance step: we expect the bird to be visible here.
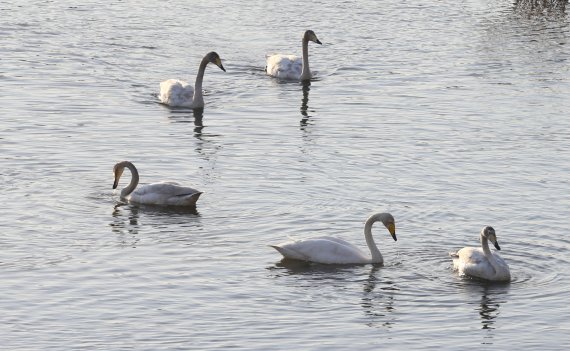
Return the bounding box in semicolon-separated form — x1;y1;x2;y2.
159;51;226;108
271;212;397;265
266;30;322;81
112;161;202;206
450;226;511;282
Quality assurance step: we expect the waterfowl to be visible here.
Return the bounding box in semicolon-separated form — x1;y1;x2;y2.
113;161;202;206
159;51;225;108
266;30;322;81
271;213;397;265
450;226;511;282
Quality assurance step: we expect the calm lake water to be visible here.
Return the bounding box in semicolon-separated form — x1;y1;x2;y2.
1;0;569;349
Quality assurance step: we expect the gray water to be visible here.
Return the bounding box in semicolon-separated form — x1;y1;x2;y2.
1;0;569;349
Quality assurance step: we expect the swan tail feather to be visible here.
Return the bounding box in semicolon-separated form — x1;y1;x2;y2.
270;245;308;261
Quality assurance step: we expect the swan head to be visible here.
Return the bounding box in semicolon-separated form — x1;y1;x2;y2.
112;161;128;189
481;226;501;250
206;51;226;72
304;30;322;45
369;212;397;241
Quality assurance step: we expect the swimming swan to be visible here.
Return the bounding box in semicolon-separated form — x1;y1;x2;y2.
266;30;322;81
159;51;226;108
450;226;511;282
271;213;397;265
113;161;202;206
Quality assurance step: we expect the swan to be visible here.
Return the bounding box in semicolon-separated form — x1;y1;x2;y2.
112;161;202;206
266;30;322;81
159;51;226;108
271;213;397;265
450;226;511;282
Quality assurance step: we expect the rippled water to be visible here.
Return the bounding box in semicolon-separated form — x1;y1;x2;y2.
1;0;569;349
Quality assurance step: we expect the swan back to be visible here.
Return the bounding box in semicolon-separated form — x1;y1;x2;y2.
159;79;194;107
271;237;370;264
130;182;202;206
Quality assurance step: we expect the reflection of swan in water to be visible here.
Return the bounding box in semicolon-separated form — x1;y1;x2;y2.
271;213;397;265
193;108;205;136
300;81;312;128
159;51;226;108
514;0;566;13
450;226;511;282
361;265;398;328
266;30;322;81
478;287;502;331
110;203;141;248
110;202;200;247
113;161;202;206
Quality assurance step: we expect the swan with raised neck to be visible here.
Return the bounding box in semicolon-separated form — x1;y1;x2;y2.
451;226;511;282
159;51;225;108
270;212;397;265
266;30;322;81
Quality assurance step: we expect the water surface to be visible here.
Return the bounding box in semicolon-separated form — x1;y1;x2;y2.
1;0;569;349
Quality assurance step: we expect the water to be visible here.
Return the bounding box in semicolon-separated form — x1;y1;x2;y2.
1;0;569;349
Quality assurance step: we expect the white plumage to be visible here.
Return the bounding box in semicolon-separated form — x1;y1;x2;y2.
266;30;322;81
159;79;195;108
450;226;511;282
159;51;226;108
271;213;397;265
113;161;202;206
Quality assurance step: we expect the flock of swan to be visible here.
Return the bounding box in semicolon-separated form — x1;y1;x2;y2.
113;30;511;282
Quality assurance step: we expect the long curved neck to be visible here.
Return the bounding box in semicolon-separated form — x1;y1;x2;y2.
300;37;311;81
480;233;499;274
121;162;139;198
364;216;383;263
193;56;209;108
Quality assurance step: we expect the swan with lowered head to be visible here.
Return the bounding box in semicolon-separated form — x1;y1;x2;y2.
266;30;322;81
271;213;397;265
113;161;202;206
159;51;226;108
450;226;511;282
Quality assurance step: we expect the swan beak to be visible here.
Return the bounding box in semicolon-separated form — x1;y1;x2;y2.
493;241;501;250
215;58;226;72
315;39;322;45
113;177;119;189
388;223;397;241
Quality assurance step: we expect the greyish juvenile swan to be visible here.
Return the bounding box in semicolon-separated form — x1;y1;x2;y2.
450;226;511;282
159;51;226;108
271;213;397;265
113;161;202;206
266;30;322;81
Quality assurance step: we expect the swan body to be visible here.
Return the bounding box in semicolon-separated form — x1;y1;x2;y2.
271;213;397;265
159;51;225;108
266;30;322;81
450;226;511;282
113;161;202;206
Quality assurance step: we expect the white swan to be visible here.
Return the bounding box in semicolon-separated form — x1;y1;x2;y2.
266;30;322;81
450;226;511;282
271;213;397;265
113;161;202;206
159;51;226;108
